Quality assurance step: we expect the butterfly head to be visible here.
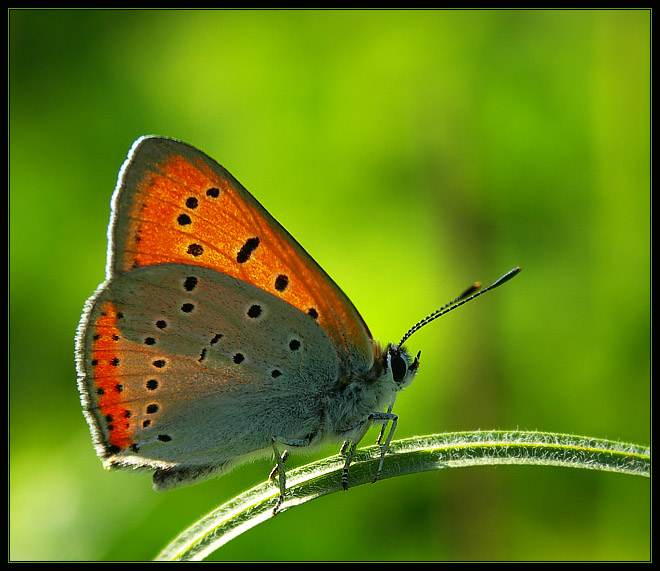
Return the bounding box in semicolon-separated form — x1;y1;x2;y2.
384;343;420;391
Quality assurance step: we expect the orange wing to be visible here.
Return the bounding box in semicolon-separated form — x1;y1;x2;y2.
107;136;374;376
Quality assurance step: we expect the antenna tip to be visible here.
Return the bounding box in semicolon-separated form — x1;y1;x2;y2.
492;266;522;287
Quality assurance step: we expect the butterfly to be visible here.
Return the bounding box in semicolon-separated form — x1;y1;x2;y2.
75;136;520;513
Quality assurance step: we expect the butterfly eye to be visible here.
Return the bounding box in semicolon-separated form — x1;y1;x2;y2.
389;348;408;384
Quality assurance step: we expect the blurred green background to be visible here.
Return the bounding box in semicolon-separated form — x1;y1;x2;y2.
9;9;650;562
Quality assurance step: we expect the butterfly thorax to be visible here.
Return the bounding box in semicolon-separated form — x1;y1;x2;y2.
322;341;419;441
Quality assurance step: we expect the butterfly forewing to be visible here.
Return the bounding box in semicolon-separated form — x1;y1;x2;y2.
109;137;374;374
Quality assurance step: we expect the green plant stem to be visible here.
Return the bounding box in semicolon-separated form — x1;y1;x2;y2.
155;430;650;562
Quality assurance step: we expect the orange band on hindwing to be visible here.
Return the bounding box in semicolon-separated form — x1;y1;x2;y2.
90;300;136;452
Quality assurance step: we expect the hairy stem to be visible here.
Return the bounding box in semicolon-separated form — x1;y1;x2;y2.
156;430;650;561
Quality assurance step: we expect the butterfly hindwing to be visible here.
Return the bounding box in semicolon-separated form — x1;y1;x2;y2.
78;263;340;476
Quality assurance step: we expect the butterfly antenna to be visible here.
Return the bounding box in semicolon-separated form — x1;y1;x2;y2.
397;267;521;349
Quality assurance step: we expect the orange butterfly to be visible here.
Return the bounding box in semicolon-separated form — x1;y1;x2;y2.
76;136;519;512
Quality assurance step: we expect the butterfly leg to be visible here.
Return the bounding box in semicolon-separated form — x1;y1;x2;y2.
341;411;398;490
371;411;398;484
341;441;359;490
270;435;314;515
268;449;289;480
375;398;396;446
